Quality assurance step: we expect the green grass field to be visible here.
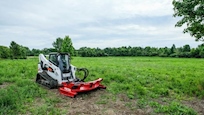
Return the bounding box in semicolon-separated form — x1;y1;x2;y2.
0;57;204;114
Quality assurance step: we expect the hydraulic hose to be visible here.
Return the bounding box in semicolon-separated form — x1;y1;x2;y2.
77;68;89;82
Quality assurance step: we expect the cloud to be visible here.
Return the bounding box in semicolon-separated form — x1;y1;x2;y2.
0;0;201;50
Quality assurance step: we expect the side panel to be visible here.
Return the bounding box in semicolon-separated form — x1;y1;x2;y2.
47;65;62;85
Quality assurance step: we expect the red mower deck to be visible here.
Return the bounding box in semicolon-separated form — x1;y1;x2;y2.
59;78;106;97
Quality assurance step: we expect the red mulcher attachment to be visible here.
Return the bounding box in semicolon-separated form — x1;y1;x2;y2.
59;78;106;97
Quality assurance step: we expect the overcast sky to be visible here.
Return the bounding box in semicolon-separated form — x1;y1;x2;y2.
0;0;202;49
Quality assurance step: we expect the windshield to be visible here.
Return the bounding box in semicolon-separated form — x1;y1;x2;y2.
58;54;70;73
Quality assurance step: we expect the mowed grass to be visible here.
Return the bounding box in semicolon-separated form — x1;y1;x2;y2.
0;57;204;114
0;58;63;114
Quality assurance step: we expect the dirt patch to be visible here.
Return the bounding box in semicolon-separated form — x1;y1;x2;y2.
35;86;204;115
183;98;204;115
46;89;149;115
0;82;11;89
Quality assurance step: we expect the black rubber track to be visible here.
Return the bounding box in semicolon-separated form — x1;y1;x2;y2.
36;71;58;89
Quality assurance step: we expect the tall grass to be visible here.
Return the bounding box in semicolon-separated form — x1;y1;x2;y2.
72;57;203;114
72;57;204;99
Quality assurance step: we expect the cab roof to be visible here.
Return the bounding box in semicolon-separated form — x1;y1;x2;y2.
49;52;70;56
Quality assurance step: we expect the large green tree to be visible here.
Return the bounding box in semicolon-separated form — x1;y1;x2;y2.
61;36;75;56
10;41;21;59
52;37;63;52
9;41;28;59
172;0;204;41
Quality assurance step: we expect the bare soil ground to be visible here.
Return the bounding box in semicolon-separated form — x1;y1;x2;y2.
183;98;204;115
44;88;204;115
46;89;152;115
0;82;10;89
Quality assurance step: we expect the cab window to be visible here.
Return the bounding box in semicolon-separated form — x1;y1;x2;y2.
49;54;57;65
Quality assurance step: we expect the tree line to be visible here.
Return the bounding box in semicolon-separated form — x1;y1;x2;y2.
0;36;75;59
0;41;28;59
77;44;204;58
0;41;54;59
1;36;204;59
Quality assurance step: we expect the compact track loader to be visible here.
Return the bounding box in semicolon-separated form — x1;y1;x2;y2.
36;52;106;97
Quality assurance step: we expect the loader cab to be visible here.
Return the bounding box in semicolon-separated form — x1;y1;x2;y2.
49;52;71;73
